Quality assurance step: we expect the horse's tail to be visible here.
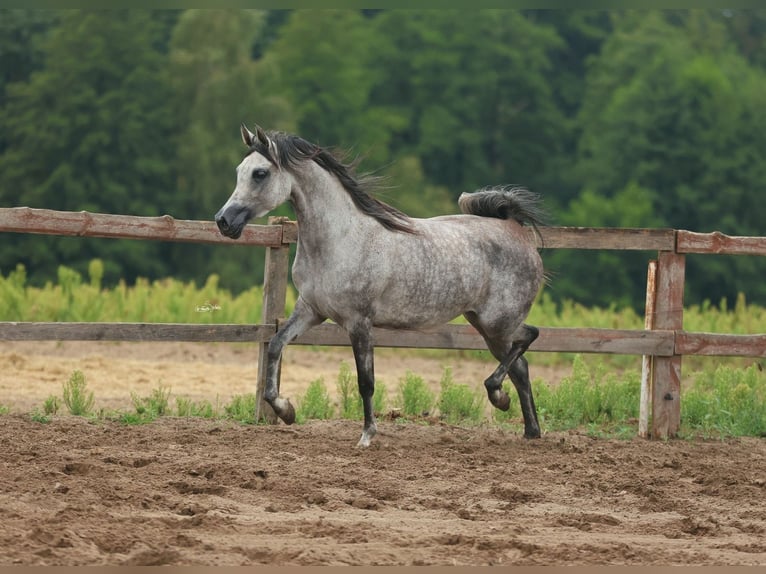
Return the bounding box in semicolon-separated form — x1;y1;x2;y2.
458;186;546;227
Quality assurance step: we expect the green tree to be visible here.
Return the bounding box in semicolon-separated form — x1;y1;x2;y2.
561;11;766;307
0;10;178;286
164;10;295;292
369;11;566;198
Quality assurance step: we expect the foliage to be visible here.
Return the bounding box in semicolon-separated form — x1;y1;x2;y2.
437;367;484;425
0;261;297;323
398;371;435;417
62;370;95;416
176;397;216;418
296;378;334;422
223;393;257;424
43;395;60;416
533;355;640;430
29;408;51;424
130;385;171;419
681;364;766;438
1;8;766;308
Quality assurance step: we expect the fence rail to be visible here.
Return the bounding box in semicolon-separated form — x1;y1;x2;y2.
1;207;765;439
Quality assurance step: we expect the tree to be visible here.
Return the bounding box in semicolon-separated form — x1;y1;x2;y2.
0;10;178;285
559;11;766;306
163;9;298;293
369;11;567;200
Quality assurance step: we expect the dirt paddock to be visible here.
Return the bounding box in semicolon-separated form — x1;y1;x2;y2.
0;342;764;565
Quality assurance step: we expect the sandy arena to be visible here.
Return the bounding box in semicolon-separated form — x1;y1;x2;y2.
0;341;764;565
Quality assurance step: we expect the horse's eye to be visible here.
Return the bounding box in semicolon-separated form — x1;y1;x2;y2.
252;168;269;181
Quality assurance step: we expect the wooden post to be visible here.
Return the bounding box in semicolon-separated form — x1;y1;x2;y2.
255;217;292;423
651;249;685;439
639;260;658;438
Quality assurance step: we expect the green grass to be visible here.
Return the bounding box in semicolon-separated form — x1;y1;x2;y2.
0;260;297;325
3;259;764;373
1;358;763;438
62;370;95;416
223;393;258;424
176;396;216;418
437;367;484;425
398;371;436;417
681;364;766;438
296;378;334;423
533;355;640;431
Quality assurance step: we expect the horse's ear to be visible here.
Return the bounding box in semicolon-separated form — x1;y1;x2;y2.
255;124;281;169
241;123;255;147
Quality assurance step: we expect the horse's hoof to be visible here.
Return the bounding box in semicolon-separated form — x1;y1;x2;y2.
489;390;511;411
356;423;377;448
524;428;541;439
273;397;295;425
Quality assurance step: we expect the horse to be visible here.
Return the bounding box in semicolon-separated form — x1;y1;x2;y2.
216;124;546;447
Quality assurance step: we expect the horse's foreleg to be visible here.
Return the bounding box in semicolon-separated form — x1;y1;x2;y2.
265;298;324;424
349;323;377;447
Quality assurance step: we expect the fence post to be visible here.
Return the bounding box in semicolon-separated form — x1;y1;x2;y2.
639;259;658;438
651;248;685;439
255;217;292;424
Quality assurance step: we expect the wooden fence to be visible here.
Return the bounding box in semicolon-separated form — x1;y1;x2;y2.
1;206;765;439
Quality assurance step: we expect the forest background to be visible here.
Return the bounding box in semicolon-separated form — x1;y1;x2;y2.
1;9;765;310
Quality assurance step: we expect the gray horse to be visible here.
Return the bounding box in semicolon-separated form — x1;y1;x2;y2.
216;125;546;447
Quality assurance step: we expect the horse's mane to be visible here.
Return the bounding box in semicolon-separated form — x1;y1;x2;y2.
247;132;416;234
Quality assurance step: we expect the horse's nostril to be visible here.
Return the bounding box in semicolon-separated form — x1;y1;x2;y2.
217;217;229;231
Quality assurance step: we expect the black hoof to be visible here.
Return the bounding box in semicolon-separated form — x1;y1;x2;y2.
280;401;296;425
489;390;511;411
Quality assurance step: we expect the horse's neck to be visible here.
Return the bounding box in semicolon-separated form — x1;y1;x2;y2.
290;162;373;253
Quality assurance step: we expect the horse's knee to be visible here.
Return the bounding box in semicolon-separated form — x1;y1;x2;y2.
515;324;539;349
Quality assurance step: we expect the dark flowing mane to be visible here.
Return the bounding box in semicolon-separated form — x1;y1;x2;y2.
247;132;416;234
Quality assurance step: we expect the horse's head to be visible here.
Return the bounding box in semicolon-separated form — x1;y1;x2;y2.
215;124;292;239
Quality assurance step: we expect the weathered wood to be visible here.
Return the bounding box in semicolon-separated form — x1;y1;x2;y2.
676;332;766;358
640;260;658;439
528;226;676;251
677;230;766;256
0;322;276;342
293;323;675;356
0;207;283;247
255;217;292;423
652;251;685;440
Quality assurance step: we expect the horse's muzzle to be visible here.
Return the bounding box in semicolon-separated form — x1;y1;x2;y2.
215;204;251;239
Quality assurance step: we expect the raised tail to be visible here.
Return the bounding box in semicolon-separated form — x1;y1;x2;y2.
458;186;545;226
458;186;546;247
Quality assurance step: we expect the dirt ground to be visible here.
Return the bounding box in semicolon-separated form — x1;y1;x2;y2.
0;341;765;566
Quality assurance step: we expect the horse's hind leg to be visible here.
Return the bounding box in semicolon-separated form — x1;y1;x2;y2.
465;314;541;438
507;354;541;439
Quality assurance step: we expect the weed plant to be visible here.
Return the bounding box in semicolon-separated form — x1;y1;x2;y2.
681;364;766;437
398;371;435;417
533;355;640;430
224;393;258;424
62;370;95;416
437;367;484;424
176;396;216;418
43;395;60;415
296;378;334;423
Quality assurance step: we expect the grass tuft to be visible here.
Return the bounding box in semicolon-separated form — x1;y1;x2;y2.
398;371;435;417
224;393;257;424
62;370;95;416
296;378;334;423
437;367;483;424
